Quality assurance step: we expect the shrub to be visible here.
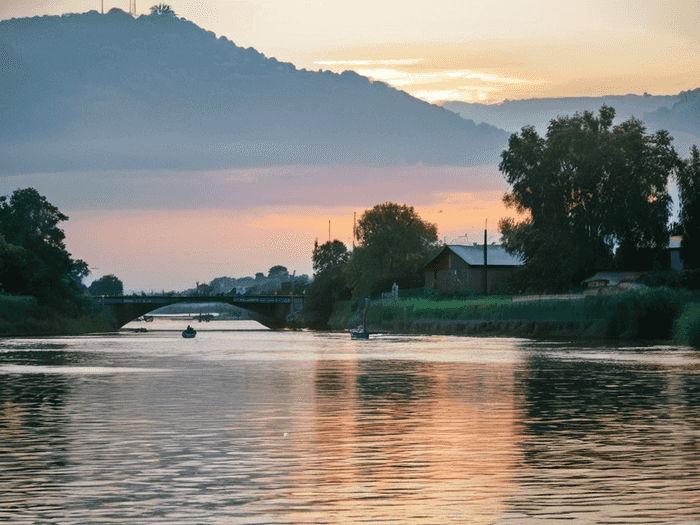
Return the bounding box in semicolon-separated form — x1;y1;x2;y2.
673;303;700;348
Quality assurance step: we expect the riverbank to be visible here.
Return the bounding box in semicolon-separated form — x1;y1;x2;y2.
329;287;700;345
0;295;113;337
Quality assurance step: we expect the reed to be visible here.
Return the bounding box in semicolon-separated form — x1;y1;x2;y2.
332;287;699;341
673;303;700;348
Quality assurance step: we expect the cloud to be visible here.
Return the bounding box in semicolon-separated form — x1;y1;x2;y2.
311;61;538;102
314;59;422;66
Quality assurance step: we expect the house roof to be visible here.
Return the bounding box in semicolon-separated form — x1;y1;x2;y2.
429;244;523;268
581;272;644;286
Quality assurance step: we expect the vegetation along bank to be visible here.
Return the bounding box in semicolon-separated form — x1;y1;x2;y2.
328;287;700;348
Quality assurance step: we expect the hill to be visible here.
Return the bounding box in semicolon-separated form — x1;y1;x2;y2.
0;9;508;173
643;88;700;138
443;91;699;156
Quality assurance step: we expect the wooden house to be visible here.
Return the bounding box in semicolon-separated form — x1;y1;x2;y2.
424;244;522;294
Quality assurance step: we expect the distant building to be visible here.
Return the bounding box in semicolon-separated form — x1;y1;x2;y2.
581;272;645;295
424;244;522;294
669;235;683;270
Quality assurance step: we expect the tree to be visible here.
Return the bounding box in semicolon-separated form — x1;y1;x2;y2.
498;106;677;292
88;275;124;296
346;202;439;297
268;265;288;278
0;234;27;294
677;145;700;269
0;188;89;298
303;240;352;327
150;3;176;16
312;240;349;276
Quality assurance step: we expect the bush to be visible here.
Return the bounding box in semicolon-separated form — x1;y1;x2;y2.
673;303;700;348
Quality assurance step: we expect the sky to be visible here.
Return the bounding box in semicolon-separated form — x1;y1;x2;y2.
2;0;698;291
2;0;698;104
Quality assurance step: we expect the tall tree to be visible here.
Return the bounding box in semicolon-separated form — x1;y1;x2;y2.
677;145;700;269
88;274;124;296
303;240;351;327
0;188;89;298
499;106;677;291
347;202;438;297
312;240;349;277
268;265;289;278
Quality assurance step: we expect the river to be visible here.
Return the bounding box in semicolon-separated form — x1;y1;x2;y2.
2;319;700;524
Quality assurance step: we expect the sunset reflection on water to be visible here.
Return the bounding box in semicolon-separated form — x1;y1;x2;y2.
1;329;700;523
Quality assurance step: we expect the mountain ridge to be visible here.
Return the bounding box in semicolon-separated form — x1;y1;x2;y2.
0;9;508;173
443;90;700;155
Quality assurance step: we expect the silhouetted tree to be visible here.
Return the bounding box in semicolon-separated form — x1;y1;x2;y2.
0;188;89;299
312;240;349;277
150;4;176;16
677;145;700;269
346;202;438;297
88;275;124;296
499;106;677;292
268;265;288;278
303;240;352;327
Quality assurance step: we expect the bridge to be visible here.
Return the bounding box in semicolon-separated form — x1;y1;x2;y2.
93;295;305;330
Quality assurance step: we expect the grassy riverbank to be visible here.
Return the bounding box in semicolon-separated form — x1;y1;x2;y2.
0;295;113;337
330;287;700;344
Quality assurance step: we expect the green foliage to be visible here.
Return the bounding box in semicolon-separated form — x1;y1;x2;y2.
346;202;439;298
677;145;700;269
302;272;351;327
0;188;89;300
0;294;37;319
673;302;700;348
304;239;352;326
0;294;111;336
312;240;349;277
268;265;289;277
88;274;124;296
335;288;696;341
499;106;678;292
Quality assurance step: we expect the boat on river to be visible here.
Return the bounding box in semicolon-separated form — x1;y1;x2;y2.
182;326;197;338
350;329;370;339
350;297;371;339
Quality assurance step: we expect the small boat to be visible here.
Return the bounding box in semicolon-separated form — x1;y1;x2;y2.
182;325;197;338
350;297;371;340
350;330;370;339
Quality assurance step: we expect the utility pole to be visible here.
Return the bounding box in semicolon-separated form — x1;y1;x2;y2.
353;212;356;250
483;220;488;296
328;220;331;243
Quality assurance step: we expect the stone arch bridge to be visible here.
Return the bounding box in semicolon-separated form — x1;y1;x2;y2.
93;295;305;330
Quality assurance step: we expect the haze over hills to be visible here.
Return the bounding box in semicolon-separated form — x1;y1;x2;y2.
444;90;700;156
0;9;508;174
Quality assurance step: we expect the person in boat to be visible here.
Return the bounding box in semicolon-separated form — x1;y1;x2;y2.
186;325;194;332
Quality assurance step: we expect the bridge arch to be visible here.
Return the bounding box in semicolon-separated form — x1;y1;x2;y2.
93;295;305;330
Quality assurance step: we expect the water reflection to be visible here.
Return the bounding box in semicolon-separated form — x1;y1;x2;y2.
505;344;700;524
297;357;522;523
0;371;71;519
1;333;700;523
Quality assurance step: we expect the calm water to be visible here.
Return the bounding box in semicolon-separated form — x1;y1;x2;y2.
2;319;700;524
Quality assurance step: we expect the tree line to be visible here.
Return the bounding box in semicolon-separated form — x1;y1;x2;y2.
305;106;700;325
498;106;700;292
304;202;439;326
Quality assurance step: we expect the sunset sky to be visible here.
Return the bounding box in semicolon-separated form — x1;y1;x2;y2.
2;0;698;291
3;0;698;104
